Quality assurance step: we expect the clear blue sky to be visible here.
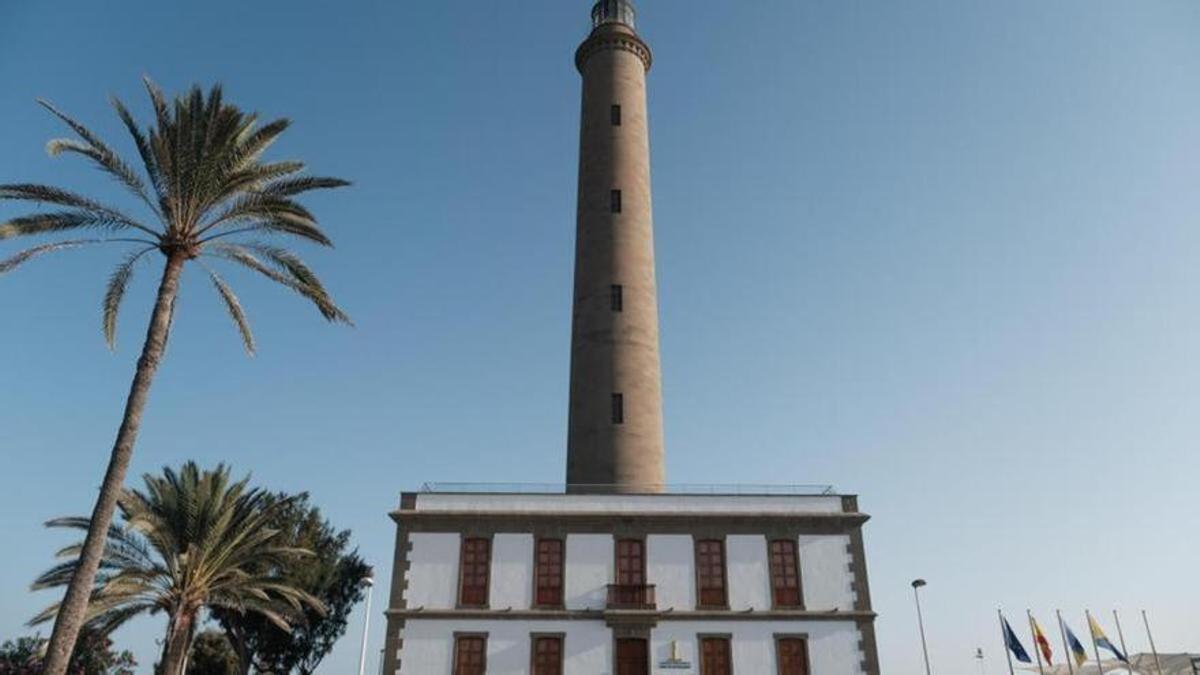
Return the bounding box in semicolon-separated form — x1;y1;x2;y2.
2;1;1197;673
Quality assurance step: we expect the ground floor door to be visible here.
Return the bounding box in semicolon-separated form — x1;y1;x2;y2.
615;638;649;675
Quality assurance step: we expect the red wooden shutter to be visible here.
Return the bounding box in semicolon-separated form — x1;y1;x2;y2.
453;635;487;675
615;539;644;585
534;538;564;607
769;539;803;608
695;539;727;607
532;636;563;675
701;637;733;675
776;638;810;675
458;537;491;607
615;638;649;675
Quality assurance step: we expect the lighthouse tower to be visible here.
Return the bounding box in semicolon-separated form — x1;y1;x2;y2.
567;0;665;492
380;4;880;674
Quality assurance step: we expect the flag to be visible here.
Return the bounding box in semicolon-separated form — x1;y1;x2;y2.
1088;614;1129;663
1063;622;1088;667
1004;617;1033;663
1031;616;1054;665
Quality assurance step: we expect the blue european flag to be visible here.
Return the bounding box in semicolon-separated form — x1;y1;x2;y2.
1003;617;1033;663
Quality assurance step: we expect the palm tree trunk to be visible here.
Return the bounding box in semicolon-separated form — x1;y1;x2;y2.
159;609;197;675
42;253;187;675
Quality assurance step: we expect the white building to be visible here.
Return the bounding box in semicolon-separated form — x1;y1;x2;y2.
381;3;879;673
381;488;878;674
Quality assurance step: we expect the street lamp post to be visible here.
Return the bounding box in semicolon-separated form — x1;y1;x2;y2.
912;579;932;675
357;570;375;675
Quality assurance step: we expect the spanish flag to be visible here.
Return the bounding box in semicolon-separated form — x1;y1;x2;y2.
1088;614;1129;663
1031;616;1054;665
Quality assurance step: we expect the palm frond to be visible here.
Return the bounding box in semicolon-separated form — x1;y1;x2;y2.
202;264;255;354
262;176;351;196
0;211;130;240
103;247;156;348
0;240;99;274
206;243;350;323
111;95;166;213
37;99;153;211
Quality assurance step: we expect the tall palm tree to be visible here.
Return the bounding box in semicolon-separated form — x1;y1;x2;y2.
32;462;325;675
1;79;349;674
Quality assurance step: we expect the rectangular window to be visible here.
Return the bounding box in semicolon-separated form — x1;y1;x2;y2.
534;538;564;607
453;635;487;675
615;538;645;586
695;540;728;608
700;637;733;675
776;638;809;675
611;393;624;424
457;537;491;607
611;104;622;126
610;189;622;213
769;539;803;608
531;635;563;675
611;284;623;312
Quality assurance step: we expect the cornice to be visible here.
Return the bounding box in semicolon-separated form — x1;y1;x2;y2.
385;608;877;623
575;29;653;73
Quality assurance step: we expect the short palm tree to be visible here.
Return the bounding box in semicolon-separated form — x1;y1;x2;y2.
32;463;324;675
0;79;349;674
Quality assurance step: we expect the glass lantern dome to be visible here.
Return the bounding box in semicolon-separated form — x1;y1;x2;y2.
591;0;636;30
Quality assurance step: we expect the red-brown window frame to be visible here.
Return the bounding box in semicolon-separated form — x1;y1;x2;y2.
699;635;733;675
694;538;728;608
530;633;564;675
533;538;565;608
453;633;488;675
768;538;804;609
457;537;491;608
775;635;810;675
615;538;645;586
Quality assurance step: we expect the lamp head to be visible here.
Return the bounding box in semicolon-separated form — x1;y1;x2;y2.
911;579;927;589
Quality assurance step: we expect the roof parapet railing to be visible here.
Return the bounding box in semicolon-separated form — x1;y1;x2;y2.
417;482;837;496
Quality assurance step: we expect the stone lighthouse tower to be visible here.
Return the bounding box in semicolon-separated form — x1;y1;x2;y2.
566;0;666;492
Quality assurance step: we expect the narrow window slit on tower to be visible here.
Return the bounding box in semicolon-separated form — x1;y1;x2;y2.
611;393;624;424
611;284;623;312
611;104;622;126
610;189;622;213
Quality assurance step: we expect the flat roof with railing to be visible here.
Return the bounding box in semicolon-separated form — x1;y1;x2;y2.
418;482;839;496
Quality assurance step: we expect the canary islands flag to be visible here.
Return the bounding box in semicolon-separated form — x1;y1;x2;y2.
1003;617;1033;663
1062;622;1088;667
1088;614;1129;663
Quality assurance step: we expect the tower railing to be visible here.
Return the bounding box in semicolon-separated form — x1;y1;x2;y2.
417;482;837;496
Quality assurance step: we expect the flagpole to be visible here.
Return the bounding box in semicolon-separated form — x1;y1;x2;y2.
1086;610;1104;675
1000;610;1016;675
1141;610;1163;675
1028;610;1047;675
1112;611;1133;675
1057;610;1075;675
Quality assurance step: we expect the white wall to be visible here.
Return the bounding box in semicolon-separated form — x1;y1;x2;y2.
490;534;533;609
565;534;612;609
399;619;611;675
399;618;865;675
799;534;856;611
647;534;693;610
401;532;858;614
652;620;866;675
406;533;460;609
727;535;771;610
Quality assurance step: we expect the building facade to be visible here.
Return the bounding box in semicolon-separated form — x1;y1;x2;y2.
381;3;879;673
381;490;878;674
